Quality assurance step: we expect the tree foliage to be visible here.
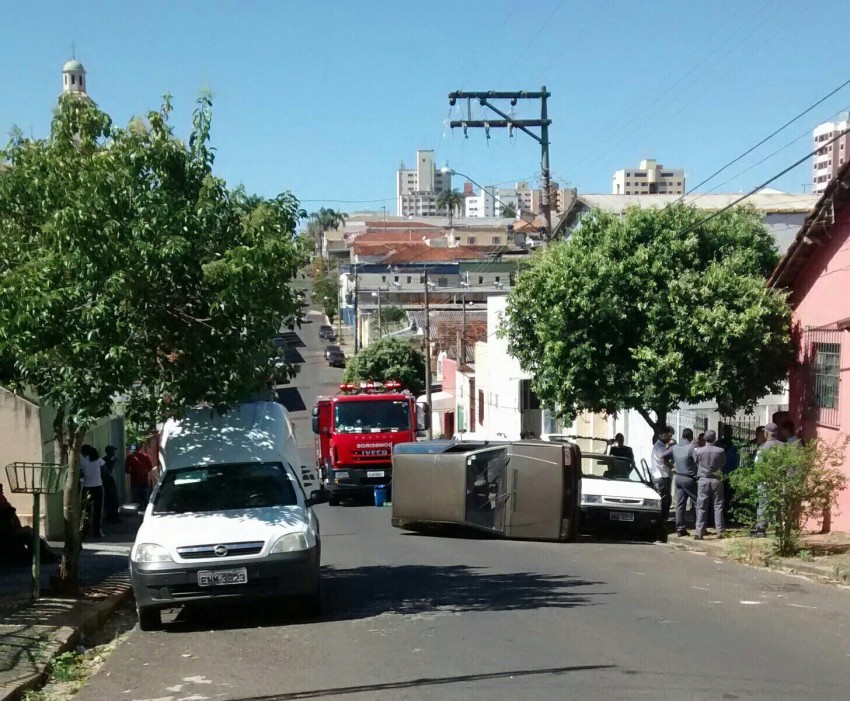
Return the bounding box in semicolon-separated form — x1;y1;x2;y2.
501;202;517;219
0;93;307;590
730;439;849;556
437;189;465;226
343;337;425;395
313;266;339;323
307;207;347;253
501;205;793;434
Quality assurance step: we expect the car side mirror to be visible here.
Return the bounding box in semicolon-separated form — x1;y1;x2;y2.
306;488;330;507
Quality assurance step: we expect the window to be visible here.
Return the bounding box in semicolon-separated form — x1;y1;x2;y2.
71;75;76;85
492;236;501;244
407;276;412;284
438;277;448;287
813;342;840;410
153;463;297;514
468;236;476;244
381;275;386;283
394;275;399;283
478;275;484;284
495;276;501;283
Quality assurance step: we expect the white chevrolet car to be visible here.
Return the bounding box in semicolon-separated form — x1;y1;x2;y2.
578;452;666;542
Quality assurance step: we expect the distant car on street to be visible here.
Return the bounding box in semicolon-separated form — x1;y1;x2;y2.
324;344;341;360
318;325;335;340
327;349;346;368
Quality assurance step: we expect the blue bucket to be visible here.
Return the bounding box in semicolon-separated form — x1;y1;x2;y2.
373;484;388;507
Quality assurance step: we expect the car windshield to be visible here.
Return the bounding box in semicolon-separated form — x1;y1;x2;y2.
334;399;411;433
581;455;648;484
152;462;298;514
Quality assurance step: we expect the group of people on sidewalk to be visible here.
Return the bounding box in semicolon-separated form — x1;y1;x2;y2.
637;419;800;539
78;443;155;540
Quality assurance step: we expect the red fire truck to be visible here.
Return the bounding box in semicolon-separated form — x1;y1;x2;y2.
311;381;430;505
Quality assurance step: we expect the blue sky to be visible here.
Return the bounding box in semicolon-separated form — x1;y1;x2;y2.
3;1;848;212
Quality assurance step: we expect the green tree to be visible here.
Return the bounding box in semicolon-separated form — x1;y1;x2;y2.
501;202;517;219
501;204;793;437
0;93;306;592
343;337;426;395
730;439;849;556
437;189;465;227
313;267;340;323
308;207;347;255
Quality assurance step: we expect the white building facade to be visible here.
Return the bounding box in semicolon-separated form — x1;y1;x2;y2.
396;150;452;217
813;112;850;194
612;159;685;195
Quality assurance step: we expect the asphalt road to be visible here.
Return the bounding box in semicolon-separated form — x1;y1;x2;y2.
75;309;850;701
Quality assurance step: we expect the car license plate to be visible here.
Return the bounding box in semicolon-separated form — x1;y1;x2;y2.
610;511;635;522
197;568;248;587
367;470;385;478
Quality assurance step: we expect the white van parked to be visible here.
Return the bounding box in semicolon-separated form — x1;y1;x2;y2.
129;401;327;630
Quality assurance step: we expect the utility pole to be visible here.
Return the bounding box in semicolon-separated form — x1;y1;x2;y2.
461;271;468;366
376;288;383;340
447;88;553;238
353;269;360;354
423;270;433;439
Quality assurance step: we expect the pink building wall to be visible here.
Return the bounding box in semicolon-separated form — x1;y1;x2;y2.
788;204;850;532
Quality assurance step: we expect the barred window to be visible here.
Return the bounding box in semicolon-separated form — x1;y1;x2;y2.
813;342;840;410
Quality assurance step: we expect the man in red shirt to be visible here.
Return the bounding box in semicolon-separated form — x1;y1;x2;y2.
125;444;154;506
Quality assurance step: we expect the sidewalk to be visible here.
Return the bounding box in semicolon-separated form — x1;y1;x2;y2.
668;529;850;585
0;520;137;700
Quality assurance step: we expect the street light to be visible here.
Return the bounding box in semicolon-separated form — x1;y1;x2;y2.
441;167;517;219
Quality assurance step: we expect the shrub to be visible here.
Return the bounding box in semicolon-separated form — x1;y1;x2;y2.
729;437;849;556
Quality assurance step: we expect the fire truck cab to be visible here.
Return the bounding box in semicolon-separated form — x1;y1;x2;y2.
311;381;430;505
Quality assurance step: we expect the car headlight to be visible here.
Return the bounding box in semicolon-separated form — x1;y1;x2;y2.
644;498;661;509
581;494;601;504
334;471;350;479
132;543;173;563
271;530;317;553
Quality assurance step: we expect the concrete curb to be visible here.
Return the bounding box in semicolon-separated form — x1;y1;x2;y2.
666;537;850;585
0;574;132;701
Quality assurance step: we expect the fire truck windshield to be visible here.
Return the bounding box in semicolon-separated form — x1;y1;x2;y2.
334;399;411;433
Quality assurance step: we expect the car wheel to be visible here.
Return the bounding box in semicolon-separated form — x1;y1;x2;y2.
328;493;340;506
137;605;162;631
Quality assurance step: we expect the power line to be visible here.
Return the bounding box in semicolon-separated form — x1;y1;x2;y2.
691;103;850;202
674;80;850;202
300;197;396;204
678;125;850;237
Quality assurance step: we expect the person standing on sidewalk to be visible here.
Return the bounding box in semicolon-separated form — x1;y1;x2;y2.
693;430;726;540
80;445;105;539
671;428;698;537
752;422;785;537
125;443;154;507
650;426;675;528
101;445;121;523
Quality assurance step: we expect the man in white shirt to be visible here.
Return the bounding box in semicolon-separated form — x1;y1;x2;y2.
650;425;675;529
80;445;105;539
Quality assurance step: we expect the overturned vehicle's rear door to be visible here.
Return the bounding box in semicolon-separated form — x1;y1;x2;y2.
391;440;580;542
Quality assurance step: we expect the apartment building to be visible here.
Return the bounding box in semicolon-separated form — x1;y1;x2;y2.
813;112;850;194
612;159;685;195
396;150;452;217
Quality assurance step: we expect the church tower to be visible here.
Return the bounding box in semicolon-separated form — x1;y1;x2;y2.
62;58;88;97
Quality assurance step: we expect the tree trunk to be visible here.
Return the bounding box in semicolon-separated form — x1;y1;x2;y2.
637;408;668;442
53;427;87;596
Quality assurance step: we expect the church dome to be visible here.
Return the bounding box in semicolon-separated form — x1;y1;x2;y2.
63;59;85;73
